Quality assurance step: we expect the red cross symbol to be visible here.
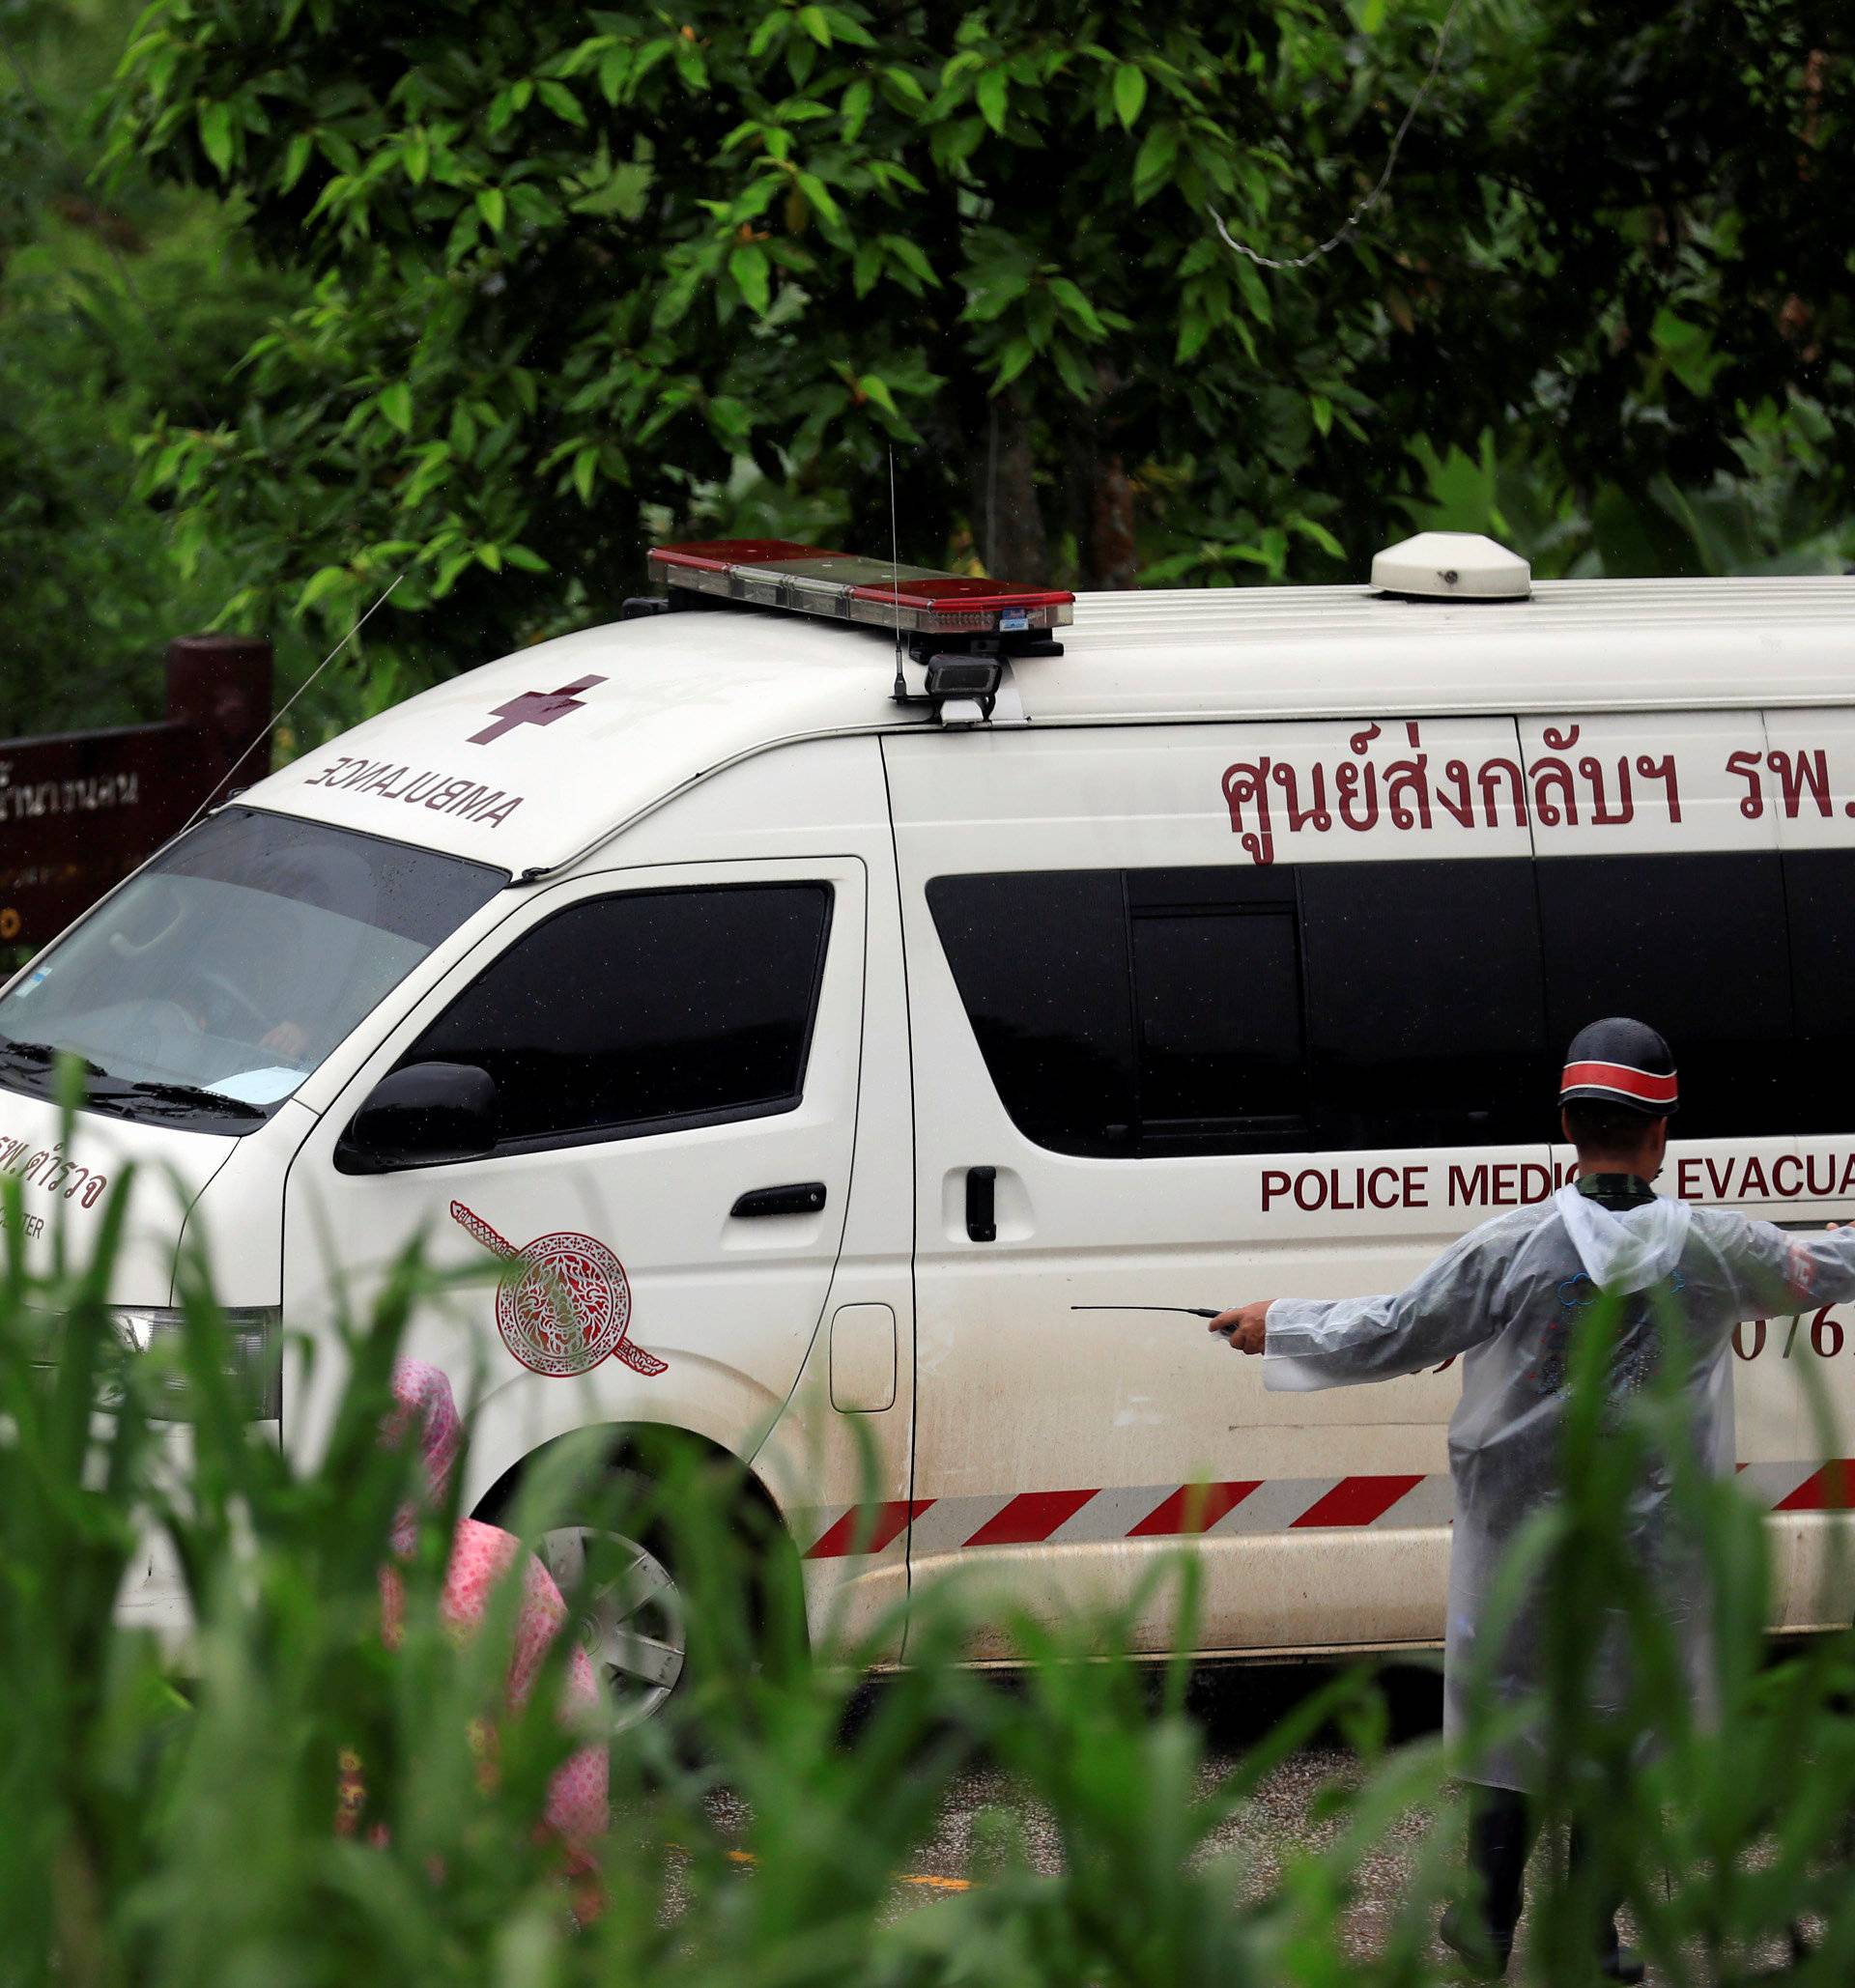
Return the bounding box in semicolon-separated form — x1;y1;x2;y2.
469;674;607;746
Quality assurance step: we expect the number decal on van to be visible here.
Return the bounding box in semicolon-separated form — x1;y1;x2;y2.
449;1200;667;1379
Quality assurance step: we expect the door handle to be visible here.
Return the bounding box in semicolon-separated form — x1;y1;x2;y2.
965;1165;996;1243
730;1181;828;1218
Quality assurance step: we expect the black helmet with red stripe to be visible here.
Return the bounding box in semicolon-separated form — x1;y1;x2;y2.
1559;1016;1678;1118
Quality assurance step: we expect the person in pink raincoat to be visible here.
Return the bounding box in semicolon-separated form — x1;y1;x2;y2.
340;1359;608;1894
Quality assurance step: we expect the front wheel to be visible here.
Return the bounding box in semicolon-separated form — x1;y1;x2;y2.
539;1519;687;1733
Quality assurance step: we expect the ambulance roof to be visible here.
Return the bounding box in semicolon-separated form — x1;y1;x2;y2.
244;574;1855;879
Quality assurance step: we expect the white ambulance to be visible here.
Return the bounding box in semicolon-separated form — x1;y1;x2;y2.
7;530;1855;1722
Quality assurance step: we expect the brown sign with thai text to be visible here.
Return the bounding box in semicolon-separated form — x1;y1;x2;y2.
0;636;271;948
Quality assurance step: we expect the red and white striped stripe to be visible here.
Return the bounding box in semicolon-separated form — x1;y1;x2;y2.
801;1461;1853;1560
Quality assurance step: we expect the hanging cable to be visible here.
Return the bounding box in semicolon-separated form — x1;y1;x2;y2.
1210;0;1467;271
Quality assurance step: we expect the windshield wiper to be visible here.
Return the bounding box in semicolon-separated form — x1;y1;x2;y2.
86;1077;267;1123
0;1038;106;1081
0;1039;265;1123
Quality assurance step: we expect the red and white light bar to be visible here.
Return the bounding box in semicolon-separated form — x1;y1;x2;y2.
648;539;1073;638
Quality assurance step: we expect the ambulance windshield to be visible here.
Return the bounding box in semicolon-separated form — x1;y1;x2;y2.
0;807;505;1134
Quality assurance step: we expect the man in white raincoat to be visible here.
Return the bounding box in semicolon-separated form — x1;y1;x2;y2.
1211;1017;1855;1981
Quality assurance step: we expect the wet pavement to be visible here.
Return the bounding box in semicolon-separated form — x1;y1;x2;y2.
696;1660;1788;1980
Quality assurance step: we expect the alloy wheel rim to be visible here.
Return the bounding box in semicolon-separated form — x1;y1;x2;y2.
540;1523;687;1731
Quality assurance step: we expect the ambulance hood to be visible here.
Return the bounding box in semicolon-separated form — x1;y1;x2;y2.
0;1082;245;1300
242;612;903;878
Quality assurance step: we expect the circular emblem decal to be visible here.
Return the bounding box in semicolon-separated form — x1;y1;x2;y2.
450;1201;668;1379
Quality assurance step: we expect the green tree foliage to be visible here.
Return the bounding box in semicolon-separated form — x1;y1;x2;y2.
89;0;1855;715
0;0;304;737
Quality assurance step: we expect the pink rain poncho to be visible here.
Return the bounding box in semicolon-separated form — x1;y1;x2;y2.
352;1360;608;1864
1262;1184;1855;1791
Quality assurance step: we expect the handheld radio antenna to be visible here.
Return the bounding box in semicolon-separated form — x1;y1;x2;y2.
1070;1305;1224;1319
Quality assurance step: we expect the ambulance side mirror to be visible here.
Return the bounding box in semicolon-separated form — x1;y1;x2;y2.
336;1061;498;1174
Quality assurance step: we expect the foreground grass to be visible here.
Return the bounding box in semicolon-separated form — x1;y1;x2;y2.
7;1156;1855;1986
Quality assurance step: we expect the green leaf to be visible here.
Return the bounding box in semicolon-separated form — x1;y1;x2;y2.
278;130;314;194
1052;339;1092;400
1047;277;1104;335
729;243;771;314
975;67;1008;135
598;46;631;101
444;207;481;265
797;5;832;45
794;171;843;229
882;234;936;287
881;64;928;106
1290;515;1345;558
858;374;900;418
822;7;877;45
841;77;872;140
295;565;352;617
536;80;585;127
1113;63;1147;130
673;36;707;90
475;186;506;233
993;335;1036;387
1130;122;1179;204
571;445;598;502
198;102;234;176
502;544;551;573
379;383;414;435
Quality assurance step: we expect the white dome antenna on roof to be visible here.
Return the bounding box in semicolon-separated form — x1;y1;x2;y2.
1371;531;1531;602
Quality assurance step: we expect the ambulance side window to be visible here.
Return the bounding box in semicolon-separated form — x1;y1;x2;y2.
1127;867;1307;1152
926;870;1137;1155
1535;853;1789;1140
403;883;833;1152
928;866;1308;1156
1782;849;1855;1136
1300;859;1546;1150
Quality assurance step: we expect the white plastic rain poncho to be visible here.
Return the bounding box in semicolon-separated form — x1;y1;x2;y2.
1263;1179;1855;1790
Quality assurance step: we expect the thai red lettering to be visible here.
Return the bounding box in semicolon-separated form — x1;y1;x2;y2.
1403;1164;1428;1208
1772;1154;1803;1199
1677;1158;1701;1200
1769;749;1832;819
1448;1163;1490;1206
1261;1169;1292;1211
1741;1158;1769;1199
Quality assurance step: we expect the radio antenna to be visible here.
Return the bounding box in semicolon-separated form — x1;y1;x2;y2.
888;445;905;701
1070;1305;1225;1320
180;571;405;836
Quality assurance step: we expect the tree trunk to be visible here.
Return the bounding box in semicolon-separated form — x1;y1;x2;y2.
972;392;1049;582
1088;450;1138;590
